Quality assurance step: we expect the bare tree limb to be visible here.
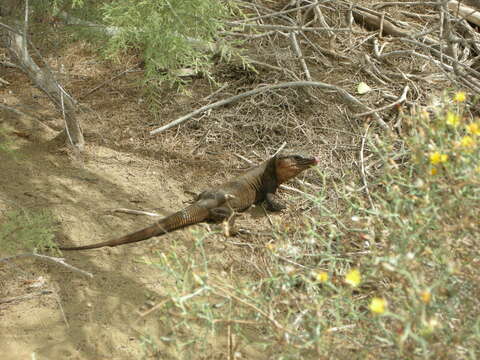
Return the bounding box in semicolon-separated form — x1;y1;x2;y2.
290;32;312;81
150;81;388;135
0;253;93;278
112;208;160;217
3;18;85;150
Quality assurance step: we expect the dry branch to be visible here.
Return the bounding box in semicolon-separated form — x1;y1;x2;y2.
448;0;480;27
112;208;160;217
150;81;388;135
351;8;436;45
225;21;358;33
0;290;53;305
3;22;84;150
0;253;93;278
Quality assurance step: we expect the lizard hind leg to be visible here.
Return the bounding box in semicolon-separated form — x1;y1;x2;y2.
209;206;238;237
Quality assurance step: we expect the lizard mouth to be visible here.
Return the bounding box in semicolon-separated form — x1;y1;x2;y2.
301;156;320;167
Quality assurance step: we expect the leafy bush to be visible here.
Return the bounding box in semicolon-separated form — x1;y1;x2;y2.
29;0;229;86
101;0;228;86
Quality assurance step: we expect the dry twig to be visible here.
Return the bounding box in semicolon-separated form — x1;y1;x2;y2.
150;81;388;135
112;208;160;217
0;253;94;278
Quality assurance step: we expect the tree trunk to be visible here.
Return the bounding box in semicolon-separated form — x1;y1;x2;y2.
5;24;85;151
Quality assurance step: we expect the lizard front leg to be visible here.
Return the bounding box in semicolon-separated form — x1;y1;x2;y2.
264;193;286;212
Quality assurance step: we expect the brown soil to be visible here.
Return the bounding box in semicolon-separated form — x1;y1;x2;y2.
0;38;349;359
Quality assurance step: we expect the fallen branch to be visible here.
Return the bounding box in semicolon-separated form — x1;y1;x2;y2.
0;253;93;278
290;32;312;81
225;21;359;33
0;290;53;305
351;8;436;45
150;81;388;135
448;0;480;27
373;2;438;10
112;208;160;217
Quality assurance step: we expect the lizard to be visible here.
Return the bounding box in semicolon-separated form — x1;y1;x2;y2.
57;154;319;251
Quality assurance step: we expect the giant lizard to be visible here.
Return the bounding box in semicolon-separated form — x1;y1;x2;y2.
58;154;319;250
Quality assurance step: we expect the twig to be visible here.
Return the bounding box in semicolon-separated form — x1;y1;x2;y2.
220;30;277;39
150;81;388;135
112;208;160;217
138;298;170;317
289;32;312;81
326;324;356;333
448;0;480;27
0;290;53;305
53;291;70;328
355;86;409;117
279;184;311;197
273;253;314;270
313;1;335;38
60;90;74;147
202;83;229;101
373;2;438;10
0;253;93;278
360;124;375;211
233;153;254;165
273;142;287;156
351;8;436;45
225;21;359;33
210;283;294;336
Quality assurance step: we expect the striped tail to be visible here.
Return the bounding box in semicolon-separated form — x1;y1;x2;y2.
59;204;210;250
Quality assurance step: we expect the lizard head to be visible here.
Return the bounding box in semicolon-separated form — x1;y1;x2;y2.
274;154;319;184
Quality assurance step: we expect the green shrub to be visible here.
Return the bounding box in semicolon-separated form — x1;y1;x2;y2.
0;209;58;255
101;0;228;86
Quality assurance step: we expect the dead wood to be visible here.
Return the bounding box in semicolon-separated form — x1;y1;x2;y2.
150;81;388;135
448;0;480;27
352;8;436;45
3;23;84;150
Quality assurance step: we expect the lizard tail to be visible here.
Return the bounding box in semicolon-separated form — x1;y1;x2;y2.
58;204;210;251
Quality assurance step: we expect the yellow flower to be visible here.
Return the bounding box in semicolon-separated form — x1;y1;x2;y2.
460;136;476;148
430;167;438;176
420;290;432;304
466;122;480;136
345;268;361;287
429;152;448;165
314;271;329;283
453;91;466;102
369;297;388;314
446;112;460;127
